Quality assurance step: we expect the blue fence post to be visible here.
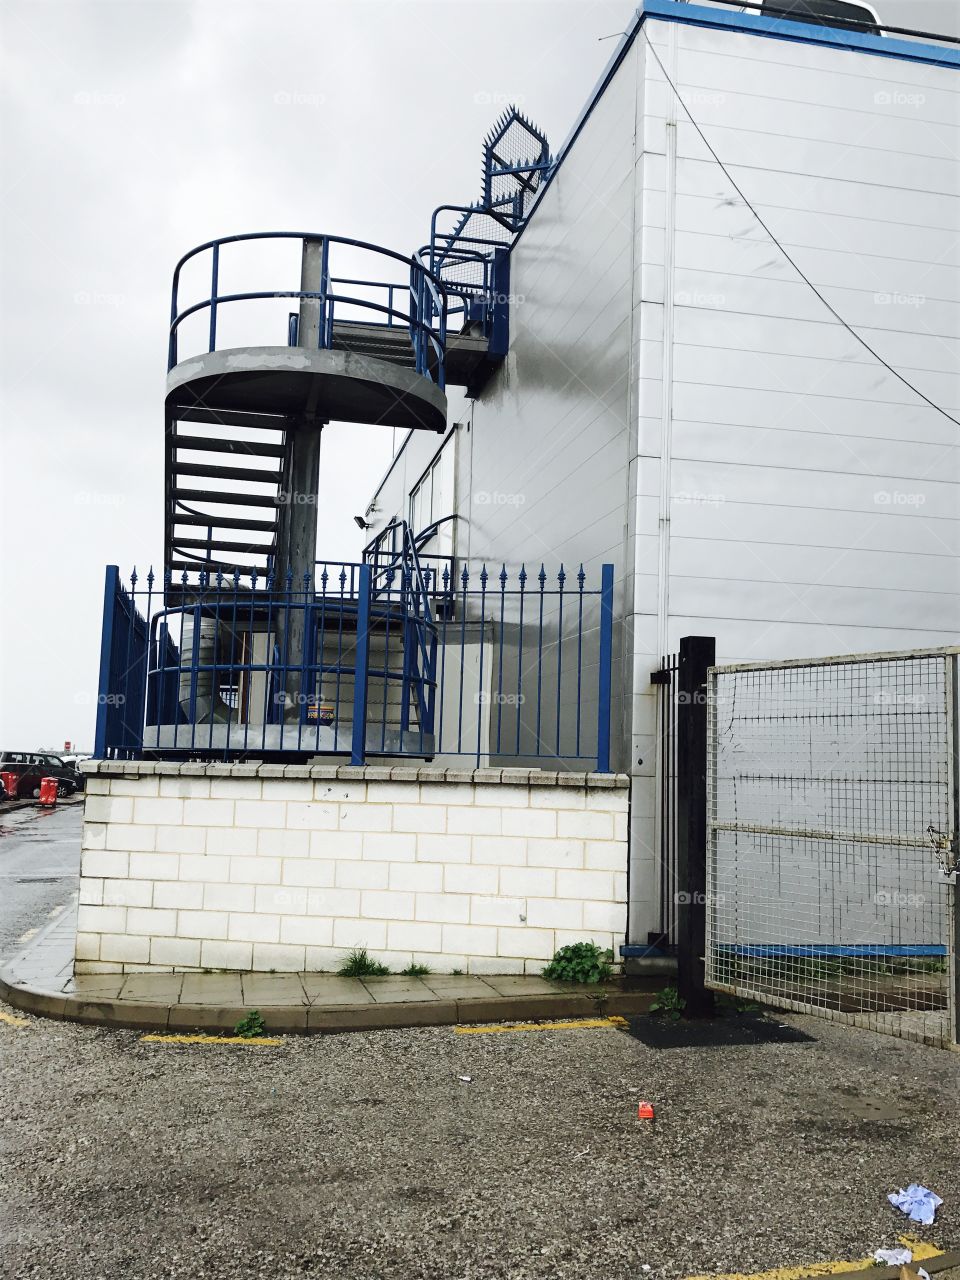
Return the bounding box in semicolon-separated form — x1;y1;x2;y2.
319;235;331;349
93;566;120;759
596;563;614;773
208;242;219;353
351;563;372;766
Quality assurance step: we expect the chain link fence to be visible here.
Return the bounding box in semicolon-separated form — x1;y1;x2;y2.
706;648;959;1049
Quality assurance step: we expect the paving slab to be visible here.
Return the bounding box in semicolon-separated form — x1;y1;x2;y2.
423;976;497;999
360;977;433;1003
240;974;307;1006
180;974;244;1005
65;977;127;999
120;974;185;1003
300;975;376;1004
481;976;570;996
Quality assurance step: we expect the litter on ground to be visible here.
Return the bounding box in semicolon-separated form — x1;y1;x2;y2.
887;1185;943;1225
875;1248;914;1266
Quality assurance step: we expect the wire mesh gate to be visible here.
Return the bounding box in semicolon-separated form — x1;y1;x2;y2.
706;647;959;1049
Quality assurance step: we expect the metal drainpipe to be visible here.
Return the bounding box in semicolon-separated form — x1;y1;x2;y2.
179;613;231;723
656;24;679;664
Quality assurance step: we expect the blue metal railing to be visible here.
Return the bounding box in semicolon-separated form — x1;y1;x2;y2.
93;557;615;770
421;107;554;344
93;567;149;759
167;232;450;390
362;515;457;609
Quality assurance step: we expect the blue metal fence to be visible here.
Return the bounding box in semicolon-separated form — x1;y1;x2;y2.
93;556;615;771
93;567;149;759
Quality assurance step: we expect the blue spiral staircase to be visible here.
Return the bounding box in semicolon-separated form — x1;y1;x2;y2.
96;108;558;762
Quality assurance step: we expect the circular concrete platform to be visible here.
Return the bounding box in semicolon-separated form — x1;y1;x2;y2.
167;346;447;433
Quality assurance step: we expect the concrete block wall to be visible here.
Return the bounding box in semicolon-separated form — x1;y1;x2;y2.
75;763;629;975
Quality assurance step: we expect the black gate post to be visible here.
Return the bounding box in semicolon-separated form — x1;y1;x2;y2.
676;635;715;1017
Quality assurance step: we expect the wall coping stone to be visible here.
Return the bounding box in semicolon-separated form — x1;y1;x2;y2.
80;760;629;788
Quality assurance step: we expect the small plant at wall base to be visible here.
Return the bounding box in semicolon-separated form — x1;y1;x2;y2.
338;948;390;978
649;986;685;1021
400;963;431;977
234;1010;266;1038
543;942;613;984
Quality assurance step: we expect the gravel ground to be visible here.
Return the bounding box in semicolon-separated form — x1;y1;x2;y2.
1;1005;957;1280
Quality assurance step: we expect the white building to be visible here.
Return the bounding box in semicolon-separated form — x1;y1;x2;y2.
361;0;960;944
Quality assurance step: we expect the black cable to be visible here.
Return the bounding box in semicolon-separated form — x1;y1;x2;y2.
643;30;960;427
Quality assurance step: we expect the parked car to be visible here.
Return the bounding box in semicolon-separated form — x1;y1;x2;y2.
760;0;882;34
0;752;83;799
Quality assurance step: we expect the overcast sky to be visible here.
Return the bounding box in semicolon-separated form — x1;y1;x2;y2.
1;0;957;752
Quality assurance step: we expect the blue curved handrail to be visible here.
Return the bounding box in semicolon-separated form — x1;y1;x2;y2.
168;231;449;390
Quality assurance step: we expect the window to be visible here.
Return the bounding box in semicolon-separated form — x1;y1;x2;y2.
409;436;454;552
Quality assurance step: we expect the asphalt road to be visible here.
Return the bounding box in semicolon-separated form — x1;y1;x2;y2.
0;803;81;963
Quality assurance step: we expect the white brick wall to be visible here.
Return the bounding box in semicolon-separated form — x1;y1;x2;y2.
75;763;629;975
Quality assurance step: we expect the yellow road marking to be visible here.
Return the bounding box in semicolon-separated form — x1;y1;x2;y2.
17;928;38;944
0;1010;30;1027
456;1015;628;1035
140;1034;283;1047
683;1236;943;1280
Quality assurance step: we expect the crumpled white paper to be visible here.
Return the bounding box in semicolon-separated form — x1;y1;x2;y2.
874;1248;913;1266
887;1183;943;1225
872;1246;930;1277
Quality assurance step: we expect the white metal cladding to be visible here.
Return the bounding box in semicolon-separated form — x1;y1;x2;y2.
365;9;960;943
706;647;959;1049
